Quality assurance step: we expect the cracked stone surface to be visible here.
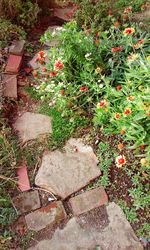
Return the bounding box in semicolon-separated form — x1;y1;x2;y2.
35;138;100;199
13;112;52;143
28;202;143;250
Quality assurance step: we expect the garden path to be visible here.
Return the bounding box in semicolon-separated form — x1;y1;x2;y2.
2;7;144;250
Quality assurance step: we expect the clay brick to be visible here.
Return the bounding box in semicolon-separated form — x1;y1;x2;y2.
3;74;17;98
5;54;22;73
25;201;67;231
17;166;30;192
69;187;108;216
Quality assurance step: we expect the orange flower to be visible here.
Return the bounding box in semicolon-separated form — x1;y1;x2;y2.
33;70;38;78
120;129;126;135
117;143;124;150
60;89;65;96
140;145;146;150
116;85;122;91
124;6;132;14
111;46;123;53
115;155;126;168
54;60;64;71
38;51;45;58
134;39;144;49
50;71;57;77
114;113;121;119
123;27;135;36
124;108;132;116
140;158;147;166
127;96;134;102
99;100;107;108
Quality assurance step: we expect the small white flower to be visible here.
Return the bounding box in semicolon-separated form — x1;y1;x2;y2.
99;84;104;88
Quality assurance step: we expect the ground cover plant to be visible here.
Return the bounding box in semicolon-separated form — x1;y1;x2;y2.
31;2;150;239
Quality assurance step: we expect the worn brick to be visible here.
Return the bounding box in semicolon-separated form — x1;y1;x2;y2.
25;201;67;231
3;74;17;98
69;187;108;216
5;54;22;73
13;190;41;215
17;166;30;192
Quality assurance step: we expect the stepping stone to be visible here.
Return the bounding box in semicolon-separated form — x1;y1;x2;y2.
35;139;100;199
13;112;52;143
3;74;17;98
5;54;22;73
17;165;30;192
69;187;108;216
25;201;66;232
13;190;41;215
28;203;143;250
43;26;62;47
9;40;25;56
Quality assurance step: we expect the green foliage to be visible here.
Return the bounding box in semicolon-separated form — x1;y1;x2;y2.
115;0;147;12
118;200;138;223
97;142;114;187
0;18;26;48
137;223;150;238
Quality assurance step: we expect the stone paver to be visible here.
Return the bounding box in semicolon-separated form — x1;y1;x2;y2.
69;187;108;216
28;202;143;250
17;166;30;192
13;112;52;143
3;74;17;98
25;201;66;231
13;190;41;214
5;54;22;73
35;139;100;199
9;40;25;56
54;6;76;21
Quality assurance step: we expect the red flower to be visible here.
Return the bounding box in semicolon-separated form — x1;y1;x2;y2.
123;27;135;36
50;71;57;77
114;113;121;119
124;108;132;116
54;60;64;71
38;51;45;58
116;85;122;91
33;71;38;78
120;129;126;135
111;46;123;53
134;39;144;49
80;86;88;92
115;155;126;168
99;100;107;108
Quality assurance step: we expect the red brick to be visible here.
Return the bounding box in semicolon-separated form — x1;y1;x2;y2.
17;166;30;192
69;187;108;216
3;74;17;98
25;201;67;231
5;54;22;73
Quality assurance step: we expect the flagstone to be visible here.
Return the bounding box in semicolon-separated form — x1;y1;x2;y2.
13;112;52;143
3;74;17;98
35;139;100;199
28;203;143;250
9;40;25;56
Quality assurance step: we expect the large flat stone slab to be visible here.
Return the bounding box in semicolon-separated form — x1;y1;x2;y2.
25;201;66;231
13;112;52;143
35;139;100;199
28;203;143;250
13;190;41;215
69;187;108;215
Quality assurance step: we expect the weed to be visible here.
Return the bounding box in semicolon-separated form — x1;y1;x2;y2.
118;200;139;223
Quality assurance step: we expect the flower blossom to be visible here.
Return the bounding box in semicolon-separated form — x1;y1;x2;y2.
80;86;88;92
123;27;135;36
111;46;123;53
50;71;57;77
99;100;108;108
116;85;122;91
115;155;127;168
114;113;121;119
117;143;124;150
54;60;64;71
124;108;132;116
128;53;138;62
124;6;132;14
134;39;144;49
127;96;134;102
